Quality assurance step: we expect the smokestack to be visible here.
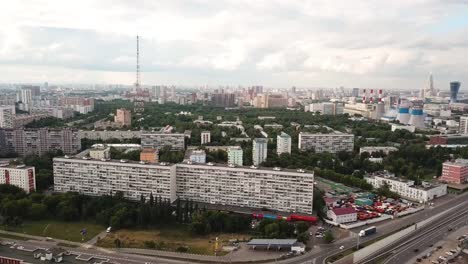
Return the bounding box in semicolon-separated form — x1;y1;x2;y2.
378;89;383;102
370;89;374;103
362;89;366;103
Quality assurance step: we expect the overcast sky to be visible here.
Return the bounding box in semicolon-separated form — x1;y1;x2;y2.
1;0;467;89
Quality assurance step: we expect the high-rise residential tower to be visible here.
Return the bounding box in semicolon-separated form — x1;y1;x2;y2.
277;132;291;155
252;138;268;166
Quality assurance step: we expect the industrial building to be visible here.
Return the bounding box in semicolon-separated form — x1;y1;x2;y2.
365;172;447;202
0;164;36;193
298;132;354;153
141;132;185;151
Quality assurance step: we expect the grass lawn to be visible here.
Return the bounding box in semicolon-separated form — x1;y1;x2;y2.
3;221;105;242
97;224;250;256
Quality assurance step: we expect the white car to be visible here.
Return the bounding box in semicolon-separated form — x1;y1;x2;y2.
339;246;345;250
106;226;112;233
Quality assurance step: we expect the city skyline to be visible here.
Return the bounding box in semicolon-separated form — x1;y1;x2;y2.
1;1;468;89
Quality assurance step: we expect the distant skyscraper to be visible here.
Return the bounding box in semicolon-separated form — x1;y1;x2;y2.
450;81;461;103
351;88;359;97
252;138;268;166
419;73;435;99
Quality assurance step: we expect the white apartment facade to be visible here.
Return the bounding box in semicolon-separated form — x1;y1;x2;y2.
228;146;243;166
201;131;211;144
176;163;314;214
359;146;398;156
277;132;292;155
459;116;468;134
0;165;36;193
78;130;142;141
365;172;447;202
253;138;268;166
189;150;207;163
53;157;177;202
141;132;185;151
298;132;354;153
0;106;15;128
53;156;315;214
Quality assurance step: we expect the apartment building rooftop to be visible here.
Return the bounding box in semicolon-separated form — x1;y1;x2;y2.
178;160;311;174
0;164;34;169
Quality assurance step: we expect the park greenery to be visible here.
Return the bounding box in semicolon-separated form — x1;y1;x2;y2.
0;185;312;245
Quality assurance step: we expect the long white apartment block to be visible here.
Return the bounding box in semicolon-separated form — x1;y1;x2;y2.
176;163;314;214
141;132;185;151
53;156;315;214
298;132;354;153
78;130;142;141
53;157;176;202
0;164;36;193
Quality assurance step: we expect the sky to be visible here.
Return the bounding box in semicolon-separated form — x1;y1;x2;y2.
0;0;468;89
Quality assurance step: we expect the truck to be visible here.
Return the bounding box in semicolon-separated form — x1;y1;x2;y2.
359;226;376;237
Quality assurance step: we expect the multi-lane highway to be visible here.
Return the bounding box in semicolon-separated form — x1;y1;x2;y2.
356;197;468;264
277;191;468;264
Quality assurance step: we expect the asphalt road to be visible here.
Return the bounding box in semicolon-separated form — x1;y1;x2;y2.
357;197;468;264
277;191;468;264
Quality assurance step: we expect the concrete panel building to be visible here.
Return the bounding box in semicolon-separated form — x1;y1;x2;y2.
176;163;314;214
298;132;354;153
78;130;142;141
53;157;176;202
114;108;132;127
0;106;15;128
0;164;36;193
228;146;243;166
277;132;291;155
201;131;211;145
0;128;81;156
253;138;268;166
141;132;185;151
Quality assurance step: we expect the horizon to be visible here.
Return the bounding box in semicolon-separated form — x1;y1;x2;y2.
1;1;467;89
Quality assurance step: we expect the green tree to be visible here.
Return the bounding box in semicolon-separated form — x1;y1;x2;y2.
323;230;334;243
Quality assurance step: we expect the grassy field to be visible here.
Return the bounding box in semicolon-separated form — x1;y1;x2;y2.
3;221;105;242
97;225;250;256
